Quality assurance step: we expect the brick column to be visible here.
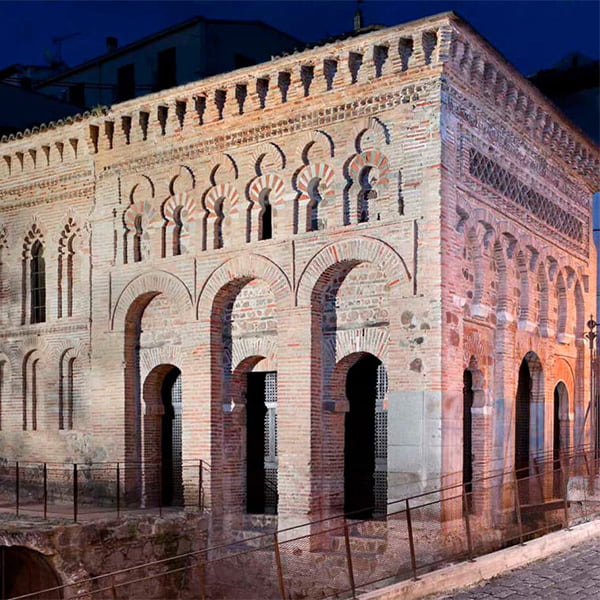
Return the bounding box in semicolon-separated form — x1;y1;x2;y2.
277;305;317;531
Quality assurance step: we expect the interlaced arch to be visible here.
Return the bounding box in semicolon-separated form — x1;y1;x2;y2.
58;218;80;318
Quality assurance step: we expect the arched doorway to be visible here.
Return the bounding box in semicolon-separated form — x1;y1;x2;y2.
515;353;544;503
344;354;387;519
515;359;532;490
463;370;474;513
553;382;569;498
142;365;183;507
0;546;62;599
246;371;278;514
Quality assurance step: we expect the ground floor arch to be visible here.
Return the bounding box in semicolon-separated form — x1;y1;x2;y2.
0;546;62;599
142;364;183;506
343;353;388;519
515;352;544;503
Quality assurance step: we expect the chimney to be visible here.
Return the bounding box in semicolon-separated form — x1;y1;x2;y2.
106;36;118;53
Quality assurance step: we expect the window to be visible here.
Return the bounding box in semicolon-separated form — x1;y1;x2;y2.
172;206;183;256
133;215;143;263
307;178;322;232
23;353;39;431
117;64;135;102
30;240;46;324
157;47;176;91
58;221;77;318
69;83;86;108
358;167;377;223
259;192;272;241
59;355;75;430
214;199;225;249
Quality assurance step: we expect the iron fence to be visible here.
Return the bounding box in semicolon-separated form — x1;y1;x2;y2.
0;459;210;522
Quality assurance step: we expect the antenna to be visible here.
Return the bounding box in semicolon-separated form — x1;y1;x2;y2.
52;32;81;64
354;0;364;32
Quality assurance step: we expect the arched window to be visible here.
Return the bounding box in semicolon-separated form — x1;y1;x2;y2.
59;354;75;430
306;178;322;232
358;166;377;223
30;241;46;324
133;215;143;263
58;221;77;319
258;191;272;241
23;353;39;431
172;206;183;256
214;199;225;249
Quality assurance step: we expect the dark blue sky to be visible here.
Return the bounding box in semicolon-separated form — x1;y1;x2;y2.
0;1;598;77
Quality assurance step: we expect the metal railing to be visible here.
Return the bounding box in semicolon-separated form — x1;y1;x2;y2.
8;445;600;599
0;459;211;522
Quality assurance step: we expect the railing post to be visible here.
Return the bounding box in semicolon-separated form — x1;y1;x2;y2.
462;486;474;561
197;556;207;600
43;462;47;520
342;518;356;598
198;459;203;511
273;532;286;600
561;463;570;529
512;471;524;545
111;574;118;600
405;498;418;581
15;461;19;517
116;462;121;519
73;463;78;523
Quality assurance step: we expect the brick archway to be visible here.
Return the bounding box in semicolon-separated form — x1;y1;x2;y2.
295;236;411;306
197;254;292;319
111;270;193;330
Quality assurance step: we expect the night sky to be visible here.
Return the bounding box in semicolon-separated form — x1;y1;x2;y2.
0;1;598;78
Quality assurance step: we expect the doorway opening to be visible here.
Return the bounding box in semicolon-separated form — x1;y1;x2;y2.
344;354;387;519
463;369;474;513
515;358;532;501
553;382;568;498
246;371;278;514
161;368;183;506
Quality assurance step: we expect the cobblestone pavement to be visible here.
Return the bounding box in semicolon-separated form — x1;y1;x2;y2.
436;538;600;599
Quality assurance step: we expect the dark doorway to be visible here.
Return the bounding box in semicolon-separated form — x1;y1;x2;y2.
161;368;183;506
0;546;62;599
553;383;568;498
345;354;387;519
515;359;532;501
246;371;278;514
463;370;474;513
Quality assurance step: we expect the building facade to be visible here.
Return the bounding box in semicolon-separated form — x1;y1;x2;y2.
0;12;597;534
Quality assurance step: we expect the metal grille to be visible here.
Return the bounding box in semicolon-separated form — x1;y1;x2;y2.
264;372;278;514
469;148;585;245
374;363;388;515
171;373;183;506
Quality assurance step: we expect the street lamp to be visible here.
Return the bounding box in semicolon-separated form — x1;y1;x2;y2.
584;316;599;460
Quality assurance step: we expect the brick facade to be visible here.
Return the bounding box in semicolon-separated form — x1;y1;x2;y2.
0;12;597;531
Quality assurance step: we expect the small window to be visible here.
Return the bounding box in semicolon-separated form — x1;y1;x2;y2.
259;193;272;241
30;241;46;324
69;83;86;108
157;47;176;91
117;63;135;102
133;215;143;263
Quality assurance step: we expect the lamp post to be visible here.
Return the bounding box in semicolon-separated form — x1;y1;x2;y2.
584;316;599;461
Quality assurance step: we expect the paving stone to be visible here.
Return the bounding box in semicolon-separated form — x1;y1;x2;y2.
439;539;600;599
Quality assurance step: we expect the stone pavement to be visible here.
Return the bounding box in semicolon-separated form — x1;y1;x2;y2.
436;538;600;599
